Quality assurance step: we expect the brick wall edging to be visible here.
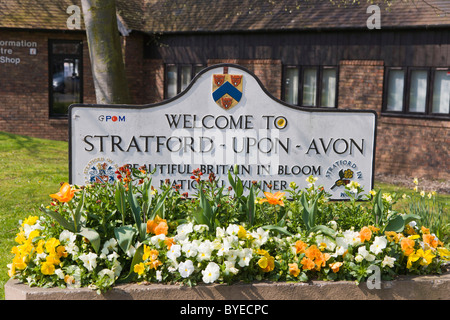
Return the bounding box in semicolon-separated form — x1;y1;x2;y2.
5;272;450;300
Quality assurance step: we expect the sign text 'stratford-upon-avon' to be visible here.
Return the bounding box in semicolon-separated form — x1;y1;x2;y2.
70;64;376;200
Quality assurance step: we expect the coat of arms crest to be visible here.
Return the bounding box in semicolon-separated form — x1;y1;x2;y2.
212;67;243;110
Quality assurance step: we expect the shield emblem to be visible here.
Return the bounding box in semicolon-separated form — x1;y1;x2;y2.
212;71;243;110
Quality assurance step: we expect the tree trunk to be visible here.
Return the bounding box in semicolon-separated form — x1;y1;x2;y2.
81;0;131;104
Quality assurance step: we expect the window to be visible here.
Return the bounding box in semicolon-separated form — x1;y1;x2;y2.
384;67;450;118
49;40;83;117
282;66;338;108
165;64;205;99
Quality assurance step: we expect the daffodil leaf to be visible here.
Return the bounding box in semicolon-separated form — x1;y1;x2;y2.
247;185;255;226
114;225;136;254
117;244;144;283
40;205;75;233
402;214;421;225
228;170;236;191
310;225;336;238
73;189;85;231
115;181;127;223
151;187;170;220
262;225;292;236
77;226;101;253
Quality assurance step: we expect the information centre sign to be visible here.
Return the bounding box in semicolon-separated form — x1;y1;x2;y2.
69;64;377;200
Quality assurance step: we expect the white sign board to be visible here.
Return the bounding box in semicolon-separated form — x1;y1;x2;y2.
69;64;377;200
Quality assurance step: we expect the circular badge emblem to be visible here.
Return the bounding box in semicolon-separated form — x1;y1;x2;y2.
83;158;118;184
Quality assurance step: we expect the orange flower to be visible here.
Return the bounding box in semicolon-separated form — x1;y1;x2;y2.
421;226;430;234
305;245;321;260
423;234;438;249
146;259;162;270
329;262;343;273
49;183;81;203
294;240;307;254
401;237;415;256
288;263;300;277
146;215;168;235
300;257;315;271
259;191;285;206
385;231;400;243
359;226;372;243
164;237;175;249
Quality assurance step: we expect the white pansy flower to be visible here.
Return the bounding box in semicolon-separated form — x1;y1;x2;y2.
226;224;240;237
237;248;253;267
216;227;226;238
178;260;195;278
201;262;220;284
78;252;98;271
112;259;123;277
55;268;65;280
369;236;387;255
98;268;115;281
150;234;166;248
226;249;239;262
217;239;231;257
193;224;209;233
382;256;396;268
23;221;44;238
102;238;118;253
167;244;182;261
357;246;375;262
224;261;239;275
59;230;76;244
251;227;269;247
126;245;136;258
182;242;198;258
197;240;213;261
156;270;162;282
175;223;193;241
337;230;361;249
107;251;119;261
315;235;336;251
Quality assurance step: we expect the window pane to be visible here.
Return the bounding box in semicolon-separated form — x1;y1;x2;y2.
284;67;299;105
51;57;81;115
166;65;177;99
52;42;81;55
386;70;404;111
409;70;428;113
321;68;336;107
303;68;317;106
432;71;450;114
180;65;192;92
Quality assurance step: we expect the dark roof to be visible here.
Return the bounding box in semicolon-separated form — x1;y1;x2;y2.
0;0;143;31
1;0;449;32
142;0;450;32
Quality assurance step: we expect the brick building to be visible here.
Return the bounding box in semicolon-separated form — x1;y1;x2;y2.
0;0;449;180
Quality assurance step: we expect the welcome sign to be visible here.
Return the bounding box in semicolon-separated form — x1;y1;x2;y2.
69;64;377;200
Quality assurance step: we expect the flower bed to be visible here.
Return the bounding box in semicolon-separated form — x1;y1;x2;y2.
7;166;450;294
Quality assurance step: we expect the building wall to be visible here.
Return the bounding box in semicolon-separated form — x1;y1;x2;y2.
338;60;449;180
0;30;96;140
0;29;448;180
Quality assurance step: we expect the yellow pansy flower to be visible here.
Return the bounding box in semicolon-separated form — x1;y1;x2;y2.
237;226;247;239
437;247;450;261
134;262;145;275
407;249;435;269
41;261;55;275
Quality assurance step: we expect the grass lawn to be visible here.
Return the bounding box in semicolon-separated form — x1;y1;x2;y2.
0;132;68;299
0;131;448;299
